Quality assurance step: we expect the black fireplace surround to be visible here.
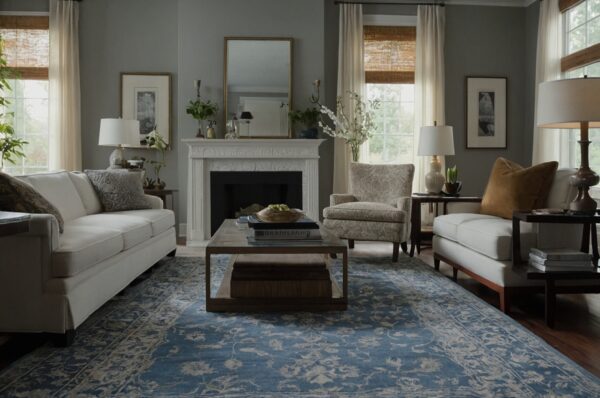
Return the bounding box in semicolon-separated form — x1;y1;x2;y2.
210;171;302;234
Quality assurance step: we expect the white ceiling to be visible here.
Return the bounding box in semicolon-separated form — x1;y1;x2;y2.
444;0;537;6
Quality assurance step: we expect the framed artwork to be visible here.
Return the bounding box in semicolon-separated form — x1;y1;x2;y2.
465;76;507;149
121;73;171;148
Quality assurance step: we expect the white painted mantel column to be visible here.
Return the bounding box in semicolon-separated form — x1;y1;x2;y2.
183;138;325;247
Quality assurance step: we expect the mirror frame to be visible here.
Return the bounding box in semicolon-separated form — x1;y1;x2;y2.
223;37;293;139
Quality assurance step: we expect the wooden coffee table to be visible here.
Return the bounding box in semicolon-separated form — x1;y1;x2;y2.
205;219;348;312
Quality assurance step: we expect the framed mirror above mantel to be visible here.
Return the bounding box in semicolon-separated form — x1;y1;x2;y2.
224;37;293;138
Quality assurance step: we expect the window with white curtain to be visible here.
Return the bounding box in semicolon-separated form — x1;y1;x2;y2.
561;1;600;182
0;15;49;175
363;24;416;164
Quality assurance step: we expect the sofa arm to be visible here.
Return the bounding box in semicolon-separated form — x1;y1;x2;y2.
330;194;356;207
145;194;164;209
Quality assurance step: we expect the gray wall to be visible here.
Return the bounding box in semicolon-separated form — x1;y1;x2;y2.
0;0;48;12
524;0;540;166
444;5;528;195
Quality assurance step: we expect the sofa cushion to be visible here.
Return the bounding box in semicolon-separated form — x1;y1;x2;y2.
455;217;536;261
85;170;151;212
52;225;123;277
323;202;406;223
68;172;102;215
109;209;175;236
480;158;558;219
68;213;152;250
0;171;65;232
433;213;497;242
17;171;87;222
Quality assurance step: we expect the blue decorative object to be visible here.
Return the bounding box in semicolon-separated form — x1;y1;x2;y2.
0;255;598;396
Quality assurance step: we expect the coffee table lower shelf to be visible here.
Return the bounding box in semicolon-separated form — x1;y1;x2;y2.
207;256;346;312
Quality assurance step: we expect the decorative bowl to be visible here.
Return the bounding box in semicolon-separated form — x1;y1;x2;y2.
256;207;304;223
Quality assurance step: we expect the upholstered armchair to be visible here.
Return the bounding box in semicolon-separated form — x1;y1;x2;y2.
323;163;415;262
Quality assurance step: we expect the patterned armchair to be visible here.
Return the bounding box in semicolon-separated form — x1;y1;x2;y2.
323;163;415;262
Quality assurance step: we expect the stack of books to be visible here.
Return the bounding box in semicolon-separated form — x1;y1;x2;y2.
245;215;322;243
528;248;593;272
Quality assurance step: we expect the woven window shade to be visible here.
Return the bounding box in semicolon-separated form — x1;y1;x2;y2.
0;16;49;80
559;0;584;13
364;25;416;84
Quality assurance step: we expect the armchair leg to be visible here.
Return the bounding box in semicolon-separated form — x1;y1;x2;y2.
52;329;76;347
400;242;408;254
433;257;440;271
348;239;355;249
392;242;400;262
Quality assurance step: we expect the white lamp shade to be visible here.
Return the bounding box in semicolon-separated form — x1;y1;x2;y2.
98;118;140;147
537;77;600;129
418;125;455;156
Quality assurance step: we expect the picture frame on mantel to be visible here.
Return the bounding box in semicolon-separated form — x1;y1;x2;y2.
465;76;507;149
121;72;172;148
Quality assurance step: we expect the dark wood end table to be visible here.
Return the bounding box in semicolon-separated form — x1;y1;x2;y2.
513;211;600;327
0;211;30;237
410;194;482;257
144;188;178;211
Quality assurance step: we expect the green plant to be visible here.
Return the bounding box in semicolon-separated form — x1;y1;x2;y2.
186;99;218;121
446;165;458;184
146;129;168;187
288;107;321;129
0;35;27;170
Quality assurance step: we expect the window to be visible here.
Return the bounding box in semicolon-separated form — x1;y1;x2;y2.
0;15;49;175
364;25;416;164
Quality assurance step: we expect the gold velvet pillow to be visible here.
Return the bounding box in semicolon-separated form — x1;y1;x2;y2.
480;158;558;219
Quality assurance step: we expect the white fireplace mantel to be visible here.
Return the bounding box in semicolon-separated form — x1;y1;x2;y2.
183;138;324;247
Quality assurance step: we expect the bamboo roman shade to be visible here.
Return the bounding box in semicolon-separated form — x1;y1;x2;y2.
0;15;49;80
559;0;600;72
364;25;416;84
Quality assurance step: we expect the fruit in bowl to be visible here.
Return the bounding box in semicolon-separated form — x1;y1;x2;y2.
256;204;304;223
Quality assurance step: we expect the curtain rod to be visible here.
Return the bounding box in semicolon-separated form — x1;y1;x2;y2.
334;1;445;6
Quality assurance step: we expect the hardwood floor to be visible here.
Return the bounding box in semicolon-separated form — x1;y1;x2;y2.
1;241;600;378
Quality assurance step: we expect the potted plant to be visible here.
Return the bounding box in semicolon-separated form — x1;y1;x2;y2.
319;91;379;162
0;36;27;172
186;98;218;138
146;129;168;189
288;107;320;139
444;165;462;195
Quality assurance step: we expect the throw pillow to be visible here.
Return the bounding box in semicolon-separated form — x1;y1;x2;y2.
0;171;65;232
85;170;151;212
480;158;558;219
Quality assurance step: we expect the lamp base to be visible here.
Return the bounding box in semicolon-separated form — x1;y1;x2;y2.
568;165;599;215
108;146;125;169
425;156;445;194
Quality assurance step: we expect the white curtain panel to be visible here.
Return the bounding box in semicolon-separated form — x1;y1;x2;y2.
414;5;446;193
49;0;81;171
532;0;567;165
334;3;365;193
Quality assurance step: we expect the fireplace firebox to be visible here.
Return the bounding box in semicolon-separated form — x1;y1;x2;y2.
210;171;302;234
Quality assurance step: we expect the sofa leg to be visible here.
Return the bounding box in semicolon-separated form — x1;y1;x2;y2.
167;249;177;257
499;289;511;314
400;242;408;254
53;329;76;347
392;242;400;262
452;267;458;281
348;239;354;249
433;257;440;271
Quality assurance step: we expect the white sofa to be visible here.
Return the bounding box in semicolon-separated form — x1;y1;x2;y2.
433;169;600;313
0;171;176;344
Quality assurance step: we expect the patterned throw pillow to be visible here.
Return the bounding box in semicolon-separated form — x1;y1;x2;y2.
84;170;151;212
0;171;65;232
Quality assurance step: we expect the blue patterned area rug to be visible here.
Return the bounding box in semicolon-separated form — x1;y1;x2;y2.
0;255;599;397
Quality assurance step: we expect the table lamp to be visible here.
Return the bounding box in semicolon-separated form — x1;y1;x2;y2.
418;122;455;194
98;118;140;169
537;77;600;214
240;111;253;137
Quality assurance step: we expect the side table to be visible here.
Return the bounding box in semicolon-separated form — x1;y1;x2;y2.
410;194;482;257
144;189;178;211
0;211;30;237
513;211;600;327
